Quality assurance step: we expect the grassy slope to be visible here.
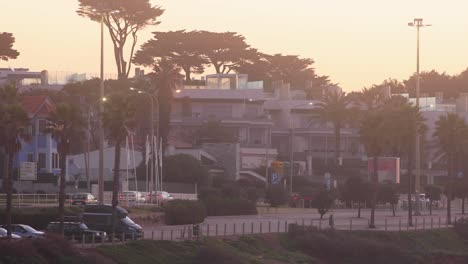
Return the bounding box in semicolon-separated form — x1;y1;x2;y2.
97;229;468;264
97;236;315;264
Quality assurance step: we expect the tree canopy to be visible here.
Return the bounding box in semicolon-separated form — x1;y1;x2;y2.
0;32;19;61
77;0;164;79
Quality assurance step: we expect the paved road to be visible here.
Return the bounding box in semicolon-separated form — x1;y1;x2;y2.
142;207;466;240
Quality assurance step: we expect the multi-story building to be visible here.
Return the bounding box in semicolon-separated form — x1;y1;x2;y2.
170;74;278;182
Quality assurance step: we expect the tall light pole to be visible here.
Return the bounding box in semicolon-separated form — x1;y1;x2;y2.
408;18;431;215
130;87;160;203
95;8;119;204
289;102;314;194
98;12;105;204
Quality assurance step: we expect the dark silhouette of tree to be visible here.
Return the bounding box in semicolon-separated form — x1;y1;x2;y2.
377;184;398;217
425;185;441;215
46;103;84;235
0;85;29;238
163;154;209;185
0;32;19;61
102;92;137;232
381;101;425;226
404;70;456;98
360;110;386;228
313;189;335;219
197;31;257;74
150;59;183;149
134;30;208;82
434;113;468;224
340;176;371;218
77;0;164;80
314;91;350;165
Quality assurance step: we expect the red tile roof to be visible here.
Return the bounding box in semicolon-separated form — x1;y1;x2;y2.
21;95;56;116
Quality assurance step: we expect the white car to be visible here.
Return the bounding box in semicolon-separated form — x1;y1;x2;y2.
148;191;174;205
0;228;22;239
119;191;146;202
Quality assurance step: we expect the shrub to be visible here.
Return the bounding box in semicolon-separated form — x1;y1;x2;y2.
192;245;247;264
454;218;468;239
0;235;84;264
164;200;207;225
265;185;288;207
203;198;257;216
0;207;82;230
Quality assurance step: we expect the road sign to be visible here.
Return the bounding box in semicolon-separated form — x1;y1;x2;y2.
19;162;37;181
271;173;281;184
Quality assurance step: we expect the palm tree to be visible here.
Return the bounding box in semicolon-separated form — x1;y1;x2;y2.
383;102;425;226
0;90;29;238
356;87;385;111
151;58;183;149
360;110;386;228
314;91;350;166
46;103;84;235
102;92;137;233
434;113;468;225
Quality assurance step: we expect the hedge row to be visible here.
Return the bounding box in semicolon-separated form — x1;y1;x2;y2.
0;207;82;230
164;200;207;225
164;198;257;225
203;198;257;217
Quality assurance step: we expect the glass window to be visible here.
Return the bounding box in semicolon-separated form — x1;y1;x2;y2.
27;153;34;162
38;153;46;169
52;153;60;169
38;119;48;134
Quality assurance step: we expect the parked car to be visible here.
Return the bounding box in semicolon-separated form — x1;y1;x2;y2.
83;204;142;240
119;191;146;203
46;222;106;242
147;191;174;205
70;193;98;205
0;228;22;239
0;224;44;238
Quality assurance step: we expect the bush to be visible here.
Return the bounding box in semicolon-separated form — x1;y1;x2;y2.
164;200;207;225
203;198;257;216
0;235;84;264
454;218;468;239
265;185;288;207
193;245;247;264
0;207;82;230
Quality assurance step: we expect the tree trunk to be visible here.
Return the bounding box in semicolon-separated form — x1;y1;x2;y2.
358;201;361;218
462;196;465;215
407;151;413;227
392;203;396;217
112;140;122;235
369;156;378;228
429;200;433;215
184;67;191;82
447;154;454;225
3;152;12;238
334;124;341;166
58;150;67;236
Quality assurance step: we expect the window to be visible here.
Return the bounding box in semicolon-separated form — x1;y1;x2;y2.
52;153;60;169
38;119;48;134
27;153;34;162
38;153;46;169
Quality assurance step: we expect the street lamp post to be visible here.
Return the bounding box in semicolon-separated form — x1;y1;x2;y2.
130;87;160;203
95;7;119;204
289;102;314;194
408;18;431;215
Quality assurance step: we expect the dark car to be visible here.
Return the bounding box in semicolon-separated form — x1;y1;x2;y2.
83;204;143;240
70;193;97;205
0;224;44;238
46;222;106;242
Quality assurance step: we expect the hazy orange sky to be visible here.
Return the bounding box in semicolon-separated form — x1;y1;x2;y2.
2;0;468;91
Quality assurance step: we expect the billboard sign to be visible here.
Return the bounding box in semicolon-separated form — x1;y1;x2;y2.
367;157;400;183
19;162;37;181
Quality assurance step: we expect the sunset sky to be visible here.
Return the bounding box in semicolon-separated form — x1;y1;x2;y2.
2;0;468;91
